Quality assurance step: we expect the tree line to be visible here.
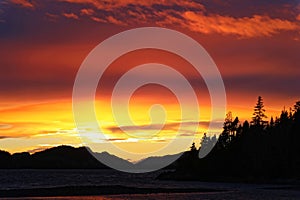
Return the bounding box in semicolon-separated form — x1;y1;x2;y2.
160;96;300;181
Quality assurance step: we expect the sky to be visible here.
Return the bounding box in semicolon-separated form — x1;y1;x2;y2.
0;0;300;161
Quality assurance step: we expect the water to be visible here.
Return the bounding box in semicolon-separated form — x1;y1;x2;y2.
0;170;299;199
0;169;161;190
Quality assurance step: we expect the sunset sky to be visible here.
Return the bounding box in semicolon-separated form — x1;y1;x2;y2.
0;0;300;161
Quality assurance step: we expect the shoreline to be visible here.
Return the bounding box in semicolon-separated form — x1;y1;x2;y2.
0;185;225;198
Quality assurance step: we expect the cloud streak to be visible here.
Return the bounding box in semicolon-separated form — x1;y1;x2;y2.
181;12;299;38
10;0;34;8
0;123;13;129
6;0;300;38
59;0;205;11
80;8;94;16
62;12;79;20
105;120;222;136
59;0;300;38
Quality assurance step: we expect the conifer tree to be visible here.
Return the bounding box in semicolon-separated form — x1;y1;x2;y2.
251;96;267;126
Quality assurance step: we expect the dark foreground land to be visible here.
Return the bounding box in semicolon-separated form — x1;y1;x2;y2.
1;182;300;200
0;185;221;198
1;185;300;200
0;169;300;199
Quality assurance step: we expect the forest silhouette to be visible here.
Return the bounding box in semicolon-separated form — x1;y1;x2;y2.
160;96;300;182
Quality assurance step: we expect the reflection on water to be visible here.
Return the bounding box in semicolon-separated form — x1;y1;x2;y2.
19;190;300;200
0;169;163;190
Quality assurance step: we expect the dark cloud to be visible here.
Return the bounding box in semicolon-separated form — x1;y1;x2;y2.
224;74;300;99
105;120;221;135
105;138;127;142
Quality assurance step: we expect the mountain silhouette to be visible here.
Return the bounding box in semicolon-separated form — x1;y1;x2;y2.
135;153;182;170
0;145;184;170
94;151;134;169
0;146;122;169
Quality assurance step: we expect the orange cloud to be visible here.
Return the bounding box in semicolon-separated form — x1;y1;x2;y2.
45;13;60;22
10;0;34;8
106;15;126;26
80;8;94;16
59;1;300;38
0;100;76;139
62;12;79;20
90;16;105;23
7;0;300;38
180;12;300;38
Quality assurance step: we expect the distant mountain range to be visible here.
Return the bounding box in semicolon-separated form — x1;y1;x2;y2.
0;145;180;169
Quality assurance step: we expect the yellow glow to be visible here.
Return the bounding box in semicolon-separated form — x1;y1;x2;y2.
0;94;285;160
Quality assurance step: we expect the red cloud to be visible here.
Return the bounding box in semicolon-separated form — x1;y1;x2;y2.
11;0;34;8
60;0;204;10
62;12;79;20
80;8;94;16
155;10;300;38
45;13;60;22
7;0;300;38
90;16;105;23
106;16;126;26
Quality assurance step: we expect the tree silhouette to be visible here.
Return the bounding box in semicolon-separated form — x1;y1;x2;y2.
159;98;300;182
242;120;249;132
199;133;210;152
218;112;240;149
293;101;300;113
190;142;197;152
251;96;267;127
270;116;275;127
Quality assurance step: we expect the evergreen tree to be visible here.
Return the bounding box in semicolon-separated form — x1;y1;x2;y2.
223;112;233;134
293;101;300;112
243;120;250;132
279;109;289;124
165;99;300;181
231;117;239;136
270;116;275;127
190;142;197;152
251;96;267;126
292;101;300;121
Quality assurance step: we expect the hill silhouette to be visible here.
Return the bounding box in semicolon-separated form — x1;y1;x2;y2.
0;146;111;169
0;145;176;170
